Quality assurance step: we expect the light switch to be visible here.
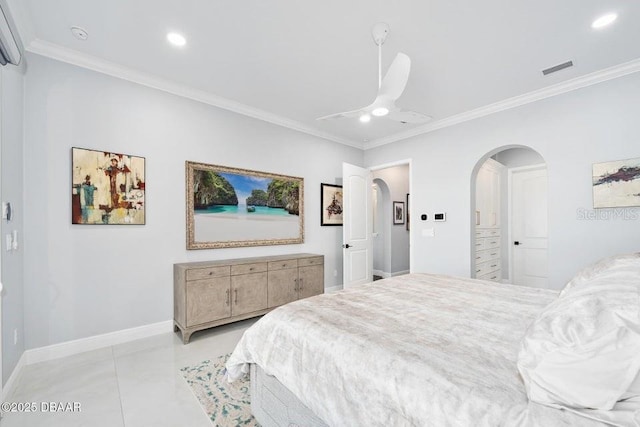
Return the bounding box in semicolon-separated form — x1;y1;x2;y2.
421;228;435;237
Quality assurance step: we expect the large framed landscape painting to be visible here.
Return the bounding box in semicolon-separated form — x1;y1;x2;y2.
592;157;640;208
71;147;145;225
186;161;304;249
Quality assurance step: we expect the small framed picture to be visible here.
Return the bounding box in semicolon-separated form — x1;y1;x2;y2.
393;201;405;225
321;183;343;226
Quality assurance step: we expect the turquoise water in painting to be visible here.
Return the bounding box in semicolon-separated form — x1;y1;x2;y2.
195;204;291;217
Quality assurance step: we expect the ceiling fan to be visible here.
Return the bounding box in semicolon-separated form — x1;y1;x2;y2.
317;22;431;124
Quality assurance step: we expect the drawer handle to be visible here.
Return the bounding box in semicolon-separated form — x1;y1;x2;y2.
294;278;298;291
249;267;254;271
299;278;303;291
225;289;230;306
234;289;238;304
491;276;497;280
490;253;497;256
209;272;213;276
491;264;497;268
282;264;287;267
476;269;481;273
475;256;481;260
475;243;481;247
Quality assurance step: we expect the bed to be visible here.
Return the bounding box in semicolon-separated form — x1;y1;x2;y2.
227;258;640;427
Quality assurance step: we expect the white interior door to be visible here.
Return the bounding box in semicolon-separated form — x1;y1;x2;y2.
511;166;548;287
342;163;372;288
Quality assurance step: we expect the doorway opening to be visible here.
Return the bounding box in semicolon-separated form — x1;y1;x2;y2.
471;146;548;287
341;160;411;289
371;163;410;280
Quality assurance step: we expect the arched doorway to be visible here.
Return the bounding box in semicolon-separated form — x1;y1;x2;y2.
471;146;548;287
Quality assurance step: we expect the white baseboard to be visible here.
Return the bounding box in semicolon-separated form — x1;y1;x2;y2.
325;285;343;293
391;270;410;277
2;352;26;400
24;320;173;365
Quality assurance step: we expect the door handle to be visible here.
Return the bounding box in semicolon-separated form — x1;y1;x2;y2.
343;244;351;249
514;241;520;246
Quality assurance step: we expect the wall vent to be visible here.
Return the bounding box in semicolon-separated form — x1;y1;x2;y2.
542;60;574;76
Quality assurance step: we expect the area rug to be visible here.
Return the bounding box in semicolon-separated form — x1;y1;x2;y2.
181;353;259;427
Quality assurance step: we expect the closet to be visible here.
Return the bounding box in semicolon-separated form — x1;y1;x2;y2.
473;158;504;281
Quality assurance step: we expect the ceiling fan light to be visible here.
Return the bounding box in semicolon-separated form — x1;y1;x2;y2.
591;13;617;29
372;107;389;117
359;114;371;123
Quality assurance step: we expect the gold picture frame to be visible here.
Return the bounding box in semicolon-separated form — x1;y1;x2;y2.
186;161;304;249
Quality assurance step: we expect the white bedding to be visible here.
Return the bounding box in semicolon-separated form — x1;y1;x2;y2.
227;273;608;426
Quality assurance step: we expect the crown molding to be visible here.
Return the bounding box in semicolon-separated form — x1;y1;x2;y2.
364;57;640;150
26;39;364;150
21;37;640;153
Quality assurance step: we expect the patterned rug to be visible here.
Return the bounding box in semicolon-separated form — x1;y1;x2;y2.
181;353;259;427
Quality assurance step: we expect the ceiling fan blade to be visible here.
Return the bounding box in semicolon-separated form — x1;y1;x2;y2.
388;108;432;124
378;52;411;101
317;107;368;121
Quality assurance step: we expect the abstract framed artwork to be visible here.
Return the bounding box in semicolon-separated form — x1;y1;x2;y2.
592;157;640;208
71;147;145;225
186;161;304;249
320;183;343;226
393;201;405;225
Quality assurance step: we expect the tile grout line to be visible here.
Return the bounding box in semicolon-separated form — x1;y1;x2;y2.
111;346;127;427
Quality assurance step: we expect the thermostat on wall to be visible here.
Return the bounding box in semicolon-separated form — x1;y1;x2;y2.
434;213;446;222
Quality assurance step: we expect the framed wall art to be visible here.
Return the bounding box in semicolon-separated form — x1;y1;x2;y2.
592;157;640;208
320;183;343;226
186;161;304;249
71;147;145;225
393;201;405;225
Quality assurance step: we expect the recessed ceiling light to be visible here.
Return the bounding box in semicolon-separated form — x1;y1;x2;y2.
167;32;187;47
591;13;617;29
70;26;88;41
359;114;371;123
371;107;389;117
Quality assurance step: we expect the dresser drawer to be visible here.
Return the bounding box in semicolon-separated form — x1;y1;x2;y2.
268;259;298;270
298;256;324;267
478;270;502;282
475;248;500;264
476;259;501;276
484;238;500;250
474;239;486;251
186;265;230;281
231;262;268;276
477;228;500;238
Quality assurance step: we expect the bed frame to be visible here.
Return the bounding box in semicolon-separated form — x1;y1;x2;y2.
250;364;328;427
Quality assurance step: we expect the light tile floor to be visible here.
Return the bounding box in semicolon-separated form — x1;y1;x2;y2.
1;318;258;427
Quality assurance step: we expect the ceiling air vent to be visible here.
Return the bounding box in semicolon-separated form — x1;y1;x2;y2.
542;60;573;76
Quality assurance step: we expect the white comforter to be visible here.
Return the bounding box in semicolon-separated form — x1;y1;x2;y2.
227;273;607;426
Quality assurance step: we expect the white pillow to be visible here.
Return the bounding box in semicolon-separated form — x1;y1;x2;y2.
560;252;640;297
518;270;640;411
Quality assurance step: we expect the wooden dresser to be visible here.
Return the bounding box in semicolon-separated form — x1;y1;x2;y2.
174;253;324;343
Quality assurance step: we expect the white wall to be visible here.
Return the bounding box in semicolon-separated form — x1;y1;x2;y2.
23;53;363;349
1;62;25;384
372;165;410;275
365;71;640;289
